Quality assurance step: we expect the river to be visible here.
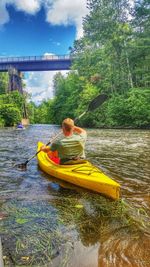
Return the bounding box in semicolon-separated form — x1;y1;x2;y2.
0;125;150;267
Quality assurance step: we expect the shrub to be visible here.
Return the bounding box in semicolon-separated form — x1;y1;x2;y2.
127;88;150;127
106;95;130;126
0;116;5;127
0;104;21;126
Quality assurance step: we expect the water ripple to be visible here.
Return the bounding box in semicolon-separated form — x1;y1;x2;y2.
0;126;150;267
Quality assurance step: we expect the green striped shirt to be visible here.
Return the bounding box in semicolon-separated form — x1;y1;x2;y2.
50;132;87;163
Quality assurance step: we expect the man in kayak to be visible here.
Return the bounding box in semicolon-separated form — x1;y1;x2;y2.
40;118;87;164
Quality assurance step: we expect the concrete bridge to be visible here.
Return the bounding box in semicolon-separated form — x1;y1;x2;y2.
0;55;72;72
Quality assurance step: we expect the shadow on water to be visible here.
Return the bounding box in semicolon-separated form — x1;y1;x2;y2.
0;126;150;266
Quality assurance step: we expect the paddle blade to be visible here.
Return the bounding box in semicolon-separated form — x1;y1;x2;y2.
87;93;108;112
13;161;28;170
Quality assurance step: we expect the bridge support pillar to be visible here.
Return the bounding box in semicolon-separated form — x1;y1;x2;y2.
8;67;29;122
8;67;23;93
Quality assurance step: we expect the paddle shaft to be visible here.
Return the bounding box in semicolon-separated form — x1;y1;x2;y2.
25;131;62;164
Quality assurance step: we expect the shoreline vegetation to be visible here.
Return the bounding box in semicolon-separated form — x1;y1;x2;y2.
0;0;150;129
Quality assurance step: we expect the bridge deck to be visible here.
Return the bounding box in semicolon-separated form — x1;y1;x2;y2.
0;55;72;72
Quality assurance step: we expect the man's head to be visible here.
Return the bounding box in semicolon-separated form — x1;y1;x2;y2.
62;118;74;135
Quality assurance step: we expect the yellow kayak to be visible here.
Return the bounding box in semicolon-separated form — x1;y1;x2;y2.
37;142;120;200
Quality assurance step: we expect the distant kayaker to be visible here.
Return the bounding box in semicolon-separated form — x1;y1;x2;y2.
16;123;24;129
40;118;87;164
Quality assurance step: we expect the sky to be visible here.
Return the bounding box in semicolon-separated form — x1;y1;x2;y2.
0;0;88;103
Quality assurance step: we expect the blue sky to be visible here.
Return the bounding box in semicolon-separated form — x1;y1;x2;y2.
0;6;76;56
0;0;88;103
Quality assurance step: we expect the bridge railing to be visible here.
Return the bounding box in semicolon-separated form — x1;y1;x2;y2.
0;55;71;63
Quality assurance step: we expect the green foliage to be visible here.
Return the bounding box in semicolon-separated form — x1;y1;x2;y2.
28;99;55;124
0;91;24;126
127;88;150;127
0;104;21;126
51;72;86;124
75;82;99;123
0;72;9;94
1;0;149;128
105;88;150;127
0;91;24;111
106;95;129;126
0;116;5;127
26;101;36;124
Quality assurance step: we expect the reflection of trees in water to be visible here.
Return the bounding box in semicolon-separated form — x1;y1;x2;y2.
98;229;150;267
50;191;128;248
49;189;150;267
46;178;150;267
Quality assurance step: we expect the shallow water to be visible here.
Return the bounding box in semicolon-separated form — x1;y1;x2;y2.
0;125;150;267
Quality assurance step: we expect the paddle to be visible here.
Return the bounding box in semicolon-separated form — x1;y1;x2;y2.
16;93;108;170
75;93;108;122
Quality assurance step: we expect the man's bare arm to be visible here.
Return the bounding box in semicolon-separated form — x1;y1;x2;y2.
73;126;86;135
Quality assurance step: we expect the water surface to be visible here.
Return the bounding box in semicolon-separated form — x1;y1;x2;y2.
0;125;150;266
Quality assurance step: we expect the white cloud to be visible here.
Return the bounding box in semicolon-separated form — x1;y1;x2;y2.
0;1;10;25
0;0;88;38
13;0;41;14
45;0;88;38
0;0;41;25
25;70;69;104
42;52;54;59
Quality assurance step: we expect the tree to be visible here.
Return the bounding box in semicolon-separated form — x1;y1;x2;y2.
73;0;136;92
0;73;9;94
0;104;21;126
127;88;150;127
130;0;150;87
0;91;25;126
51;72;86;123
